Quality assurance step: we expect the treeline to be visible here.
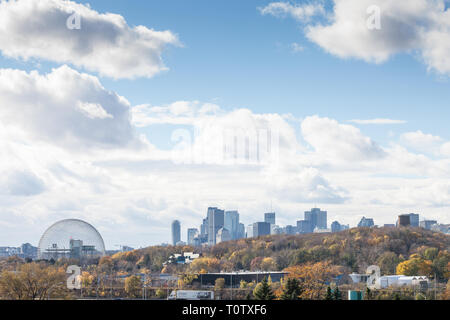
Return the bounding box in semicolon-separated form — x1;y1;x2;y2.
113;227;449;281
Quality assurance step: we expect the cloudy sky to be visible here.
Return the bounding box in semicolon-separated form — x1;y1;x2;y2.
1;0;450;248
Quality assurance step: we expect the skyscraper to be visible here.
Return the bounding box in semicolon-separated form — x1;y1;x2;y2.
304;208;327;230
253;222;271;237
216;227;231;244
224;210;240;240
407;213;420;227
187;228;199;246
264;212;276;225
171;220;181;246
397;214;411;227
237;223;245;239
246;224;254;238
207;207;224;246
297;220;312;234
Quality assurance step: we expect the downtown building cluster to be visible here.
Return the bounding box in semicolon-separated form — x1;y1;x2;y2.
171;207;342;246
171;208;450;247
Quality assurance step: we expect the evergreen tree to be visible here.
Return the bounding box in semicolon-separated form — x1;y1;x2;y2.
365;287;372;300
280;278;303;300
334;287;342;300
253;277;275;300
325;286;334;300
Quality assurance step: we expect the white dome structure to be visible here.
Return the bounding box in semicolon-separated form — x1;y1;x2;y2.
38;219;105;260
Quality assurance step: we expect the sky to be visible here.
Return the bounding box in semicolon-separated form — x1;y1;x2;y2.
0;0;450;249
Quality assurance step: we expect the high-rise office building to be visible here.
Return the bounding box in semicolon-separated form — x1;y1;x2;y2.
216;227;231;244
237;223;246;239
187;228;199;246
224;210;240;240
264;212;276;225
297;220;313;234
397;214;411;227
171;220;181;246
358;217;375;227
253;222;271;237
246;224;254;238
200;218;208;236
207;207;224;246
407;213;419;227
304;208;327;230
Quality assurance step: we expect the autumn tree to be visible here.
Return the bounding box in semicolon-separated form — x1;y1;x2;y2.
377;252;401;275
124;275;142;298
284;261;341;300
0;262;67;300
443;281;450;300
189;257;221;273
396;256;433;277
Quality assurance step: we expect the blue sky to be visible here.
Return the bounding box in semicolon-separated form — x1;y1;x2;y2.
0;0;449;247
3;0;450;144
94;0;450;143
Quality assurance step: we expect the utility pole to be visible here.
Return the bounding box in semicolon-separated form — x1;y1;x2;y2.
435;273;437;300
230;274;233;300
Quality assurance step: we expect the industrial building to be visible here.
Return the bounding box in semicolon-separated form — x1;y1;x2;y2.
192;271;288;287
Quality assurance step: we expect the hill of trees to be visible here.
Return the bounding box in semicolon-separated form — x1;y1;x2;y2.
120;227;449;281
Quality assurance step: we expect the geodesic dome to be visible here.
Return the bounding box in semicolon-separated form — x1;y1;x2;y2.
38;219;105;259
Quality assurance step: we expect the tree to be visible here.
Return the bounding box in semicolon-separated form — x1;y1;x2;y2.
365;287;372;300
260;257;277;271
156;288;167;299
280;278;303;300
443;281;450;300
214;278;225;299
284;261;342;300
377;252;401;275
189;257;221;273
334;287;342;300
253;278;275;300
396;257;433;277
124;275;142;298
325;286;333;300
214;278;225;291
0;262;67;300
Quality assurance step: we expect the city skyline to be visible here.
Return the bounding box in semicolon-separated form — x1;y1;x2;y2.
1;0;450;248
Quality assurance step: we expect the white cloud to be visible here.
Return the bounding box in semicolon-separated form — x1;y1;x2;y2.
259;1;325;22
401;130;443;155
301;115;386;161
349;118;407;125
0;65;139;149
262;0;450;75
0;170;46;196
132;101;223;127
267;167;348;204
0;0;180;79
291;42;305;53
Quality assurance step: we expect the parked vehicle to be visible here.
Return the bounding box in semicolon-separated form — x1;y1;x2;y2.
168;290;214;300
